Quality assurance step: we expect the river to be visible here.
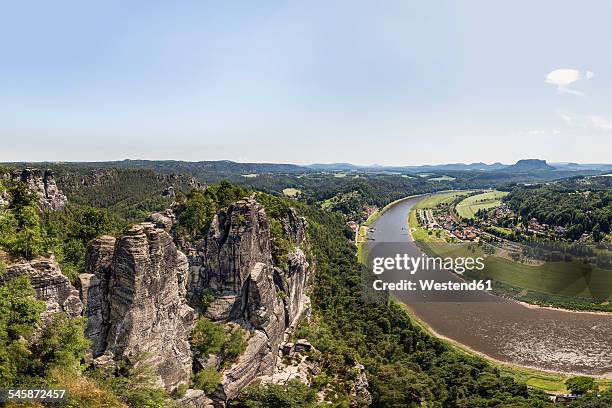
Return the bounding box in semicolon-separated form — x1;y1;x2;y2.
367;196;612;376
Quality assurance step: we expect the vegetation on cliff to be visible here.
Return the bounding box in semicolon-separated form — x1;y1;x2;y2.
3;167;612;407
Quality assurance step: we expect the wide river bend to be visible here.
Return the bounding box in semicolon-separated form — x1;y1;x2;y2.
367;196;612;376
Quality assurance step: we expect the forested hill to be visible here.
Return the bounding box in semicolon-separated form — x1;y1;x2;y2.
504;176;612;240
2;166;612;406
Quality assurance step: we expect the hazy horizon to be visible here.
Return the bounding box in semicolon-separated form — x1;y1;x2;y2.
2;157;611;168
2;1;612;164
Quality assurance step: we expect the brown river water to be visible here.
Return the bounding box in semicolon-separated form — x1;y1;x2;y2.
367;196;612;376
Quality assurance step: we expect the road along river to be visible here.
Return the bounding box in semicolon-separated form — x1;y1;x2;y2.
366;196;612;376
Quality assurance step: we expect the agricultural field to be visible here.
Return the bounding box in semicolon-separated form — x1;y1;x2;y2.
429;175;456;181
455;190;508;219
467;257;612;301
414;190;472;210
409;191;473;242
282;187;301;197
410;191;612;309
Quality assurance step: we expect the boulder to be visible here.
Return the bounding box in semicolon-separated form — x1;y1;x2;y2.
147;209;176;232
293;339;312;353
177;389;215;408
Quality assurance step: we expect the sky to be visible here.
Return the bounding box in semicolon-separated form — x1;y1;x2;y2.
1;0;611;165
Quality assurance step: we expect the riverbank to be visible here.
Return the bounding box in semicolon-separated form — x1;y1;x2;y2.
406;191;612;313
396;301;612;393
356;194;423;262
360;193;612;388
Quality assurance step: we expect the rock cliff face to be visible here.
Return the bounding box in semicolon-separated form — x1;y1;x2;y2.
3;256;83;321
189;196;273;319
12;168;67;211
80;223;196;390
188;196;311;403
79;194;311;403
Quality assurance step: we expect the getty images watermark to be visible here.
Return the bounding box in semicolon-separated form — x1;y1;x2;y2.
361;242;498;302
371;252;491;292
361;241;612;303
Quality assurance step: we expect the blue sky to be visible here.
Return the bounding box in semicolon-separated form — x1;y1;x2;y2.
1;0;611;165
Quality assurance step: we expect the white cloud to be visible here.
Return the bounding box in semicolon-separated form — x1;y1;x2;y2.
558;112;612;131
545;68;594;95
588;115;612;130
523;129;561;136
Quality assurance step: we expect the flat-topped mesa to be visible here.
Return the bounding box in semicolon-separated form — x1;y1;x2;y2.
12;168;67;211
80;223;196;390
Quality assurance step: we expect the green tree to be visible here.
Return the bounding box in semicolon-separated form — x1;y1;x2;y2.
0;275;45;385
233;379;318;408
191;318;225;356
193;367;222;394
177;191;216;240
87;354;170;408
35;313;90;372
13;205;44;259
223;327;248;362
566;376;597;394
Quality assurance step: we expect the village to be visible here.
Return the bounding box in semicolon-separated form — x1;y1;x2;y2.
415;199;583;244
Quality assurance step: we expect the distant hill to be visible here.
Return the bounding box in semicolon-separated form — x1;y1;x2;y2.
551;162;612;172
306;162;508;172
500;159;555;172
307;163;361;171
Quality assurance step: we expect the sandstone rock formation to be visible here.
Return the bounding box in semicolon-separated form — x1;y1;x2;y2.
78;235;116;356
3;256;82;321
78;194;312;403
12;168;67;211
187;195;311;403
146;209;176;232
350;363;373;406
80;223;196;390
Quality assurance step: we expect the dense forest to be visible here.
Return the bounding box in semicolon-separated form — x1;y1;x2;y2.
504;176;612;240
2;167;612;407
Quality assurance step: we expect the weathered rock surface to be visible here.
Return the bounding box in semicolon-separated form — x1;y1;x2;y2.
281;207;308;245
147;209;176;232
188;195;272;321
82;224;196;390
276;248;310;329
12;168;67;211
187;196;311;404
178;389;215;408
3;256;82;321
78;235;116;356
350;363;373;406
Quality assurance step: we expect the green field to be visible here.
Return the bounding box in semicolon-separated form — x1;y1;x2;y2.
408;191;473;242
429;175;456;181
411;192;612;308
455;190;508;219
491;225;513;235
282;188;301;197
468;257;612;301
414;190;472;210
